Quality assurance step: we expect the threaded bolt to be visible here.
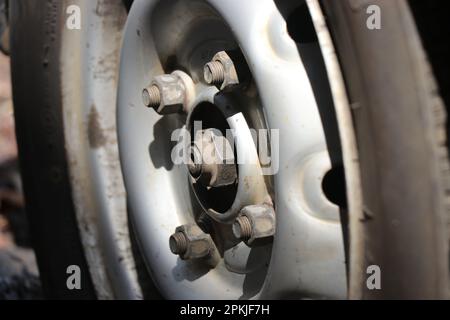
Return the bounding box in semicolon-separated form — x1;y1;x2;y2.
204;61;225;86
169;232;188;255
233;215;252;240
142;85;161;109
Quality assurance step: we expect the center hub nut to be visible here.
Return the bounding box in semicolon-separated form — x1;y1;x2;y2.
188;129;237;188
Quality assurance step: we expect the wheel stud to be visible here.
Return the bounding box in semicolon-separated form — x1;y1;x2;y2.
203;51;239;89
233;215;252;240
204;61;225;86
169;232;188;255
142;85;161;109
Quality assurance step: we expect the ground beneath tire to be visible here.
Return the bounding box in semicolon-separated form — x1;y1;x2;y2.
0;52;42;300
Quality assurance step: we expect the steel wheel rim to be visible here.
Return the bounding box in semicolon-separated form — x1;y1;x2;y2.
60;0;141;299
117;0;359;299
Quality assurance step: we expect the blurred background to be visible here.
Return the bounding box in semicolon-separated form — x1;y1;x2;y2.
0;51;42;299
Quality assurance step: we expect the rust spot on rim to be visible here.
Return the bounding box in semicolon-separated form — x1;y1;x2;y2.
88;104;107;149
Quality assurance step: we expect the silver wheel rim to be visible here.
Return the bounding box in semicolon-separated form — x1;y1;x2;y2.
116;0;361;299
60;0;142;299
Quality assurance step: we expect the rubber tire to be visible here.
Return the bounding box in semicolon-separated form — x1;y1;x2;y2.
10;0;96;299
321;0;449;299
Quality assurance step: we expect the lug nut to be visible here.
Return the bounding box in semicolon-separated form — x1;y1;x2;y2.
233;204;276;247
142;85;161;109
169;224;217;261
233;215;252;240
203;51;240;90
189;129;237;188
142;71;195;114
204;61;225;86
169;232;188;255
